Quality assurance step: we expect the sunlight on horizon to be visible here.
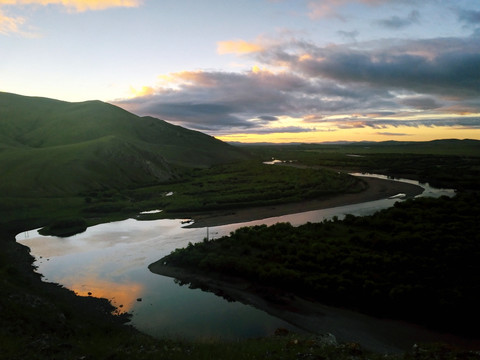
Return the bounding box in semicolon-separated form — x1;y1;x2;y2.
216;126;480;144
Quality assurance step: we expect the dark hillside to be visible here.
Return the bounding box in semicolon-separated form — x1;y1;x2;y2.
0;92;249;196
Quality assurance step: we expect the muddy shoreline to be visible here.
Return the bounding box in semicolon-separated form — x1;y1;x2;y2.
149;263;480;354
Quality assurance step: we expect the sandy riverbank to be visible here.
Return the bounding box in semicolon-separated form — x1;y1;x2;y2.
185;176;424;228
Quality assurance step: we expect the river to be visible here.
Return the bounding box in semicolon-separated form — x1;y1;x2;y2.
16;174;462;352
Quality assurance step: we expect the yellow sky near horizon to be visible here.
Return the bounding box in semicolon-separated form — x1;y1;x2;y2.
216;126;480;144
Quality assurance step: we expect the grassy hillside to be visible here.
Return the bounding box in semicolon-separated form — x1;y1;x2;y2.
0;92;249;196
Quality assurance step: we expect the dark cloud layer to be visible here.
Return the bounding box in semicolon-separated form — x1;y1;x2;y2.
119;70;323;130
217;125;317;135
141;102;251;130
116;34;480;135
256;115;279;122
457;9;480;25
337;30;359;42
400;96;441;110
286;40;480;97
377;132;410;136
375;10;420;29
333;117;480;129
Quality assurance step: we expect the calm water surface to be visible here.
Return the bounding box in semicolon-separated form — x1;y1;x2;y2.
16;175;456;345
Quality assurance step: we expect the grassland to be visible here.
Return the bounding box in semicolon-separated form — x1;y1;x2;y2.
131;160;364;213
0;92;249;197
0;159;364;237
246;139;480;190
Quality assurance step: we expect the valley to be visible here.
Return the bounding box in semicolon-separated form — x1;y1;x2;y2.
1;92;480;359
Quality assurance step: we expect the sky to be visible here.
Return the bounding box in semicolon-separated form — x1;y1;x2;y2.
1;0;480;143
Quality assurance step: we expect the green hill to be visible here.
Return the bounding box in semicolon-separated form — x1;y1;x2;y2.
0;92;249;196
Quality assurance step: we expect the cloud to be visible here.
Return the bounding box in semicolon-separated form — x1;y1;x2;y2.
375;10;420;29
377;132;410;136
217;40;264;55
308;0;346;19
116;66;407;133
457;8;480;26
0;0;141;35
337;30;359;42
303;116;480;133
0;8;23;34
222;126;317;135
129;85;154;97
256;115;279;122
349;117;480;129
117;69;321;131
307;0;399;19
262;37;480;97
117;33;480;137
0;0;141;12
400;96;440;110
138;101;251;131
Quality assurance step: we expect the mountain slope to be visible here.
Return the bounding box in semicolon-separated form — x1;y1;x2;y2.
0;92;249;196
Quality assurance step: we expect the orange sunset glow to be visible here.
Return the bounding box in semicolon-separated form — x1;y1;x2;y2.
64;276;144;312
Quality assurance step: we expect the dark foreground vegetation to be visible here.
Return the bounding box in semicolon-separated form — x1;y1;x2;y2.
160;193;480;336
2;225;480;359
2;232;480;359
2;241;476;360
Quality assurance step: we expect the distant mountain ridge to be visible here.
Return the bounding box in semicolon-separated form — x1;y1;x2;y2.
230;139;480;147
0;92;249;196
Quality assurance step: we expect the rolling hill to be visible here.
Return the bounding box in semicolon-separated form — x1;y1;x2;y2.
0;92;249;196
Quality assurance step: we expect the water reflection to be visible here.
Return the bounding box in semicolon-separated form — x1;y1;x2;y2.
16;174;456;344
64;275;143;312
349;173;456;198
18;219;302;340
